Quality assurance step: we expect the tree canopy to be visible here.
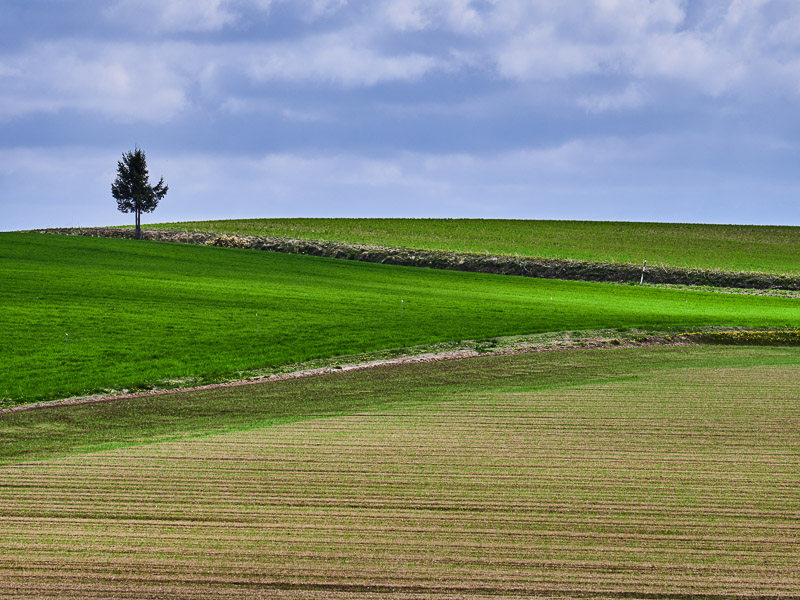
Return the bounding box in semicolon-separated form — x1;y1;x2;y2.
111;147;168;239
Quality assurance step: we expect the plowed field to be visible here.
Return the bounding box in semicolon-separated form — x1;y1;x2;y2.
1;348;799;598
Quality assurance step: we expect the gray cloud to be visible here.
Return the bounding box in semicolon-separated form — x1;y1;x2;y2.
4;1;800;120
2;0;800;228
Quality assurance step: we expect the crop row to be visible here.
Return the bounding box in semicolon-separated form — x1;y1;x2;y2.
2;351;798;598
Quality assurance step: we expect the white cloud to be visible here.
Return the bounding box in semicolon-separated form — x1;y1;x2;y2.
0;27;444;122
589;0;686;33
380;0;488;34
383;1;691;85
495;26;607;81
382;0;431;32
219;97;329;122
104;0;351;31
578;84;647;113
0;43;188;122
632;32;745;96
0;63;21;78
490;1;690;82
766;9;800;46
300;0;349;20
245;31;442;86
105;0;241;32
3;0;800;125
370;0;800;103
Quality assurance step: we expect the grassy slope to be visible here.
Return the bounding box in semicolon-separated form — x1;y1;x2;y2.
2;345;798;464
2;346;799;597
142;217;800;274
3;233;800;405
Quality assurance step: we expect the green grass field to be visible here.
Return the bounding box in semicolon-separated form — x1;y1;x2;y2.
3;232;800;406
2;346;798;597
140;217;800;274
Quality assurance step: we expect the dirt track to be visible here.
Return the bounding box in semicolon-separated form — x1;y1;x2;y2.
1;336;693;414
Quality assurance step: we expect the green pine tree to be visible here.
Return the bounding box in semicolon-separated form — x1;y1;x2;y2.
111;147;168;240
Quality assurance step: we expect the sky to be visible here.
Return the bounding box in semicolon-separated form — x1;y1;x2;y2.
2;0;800;230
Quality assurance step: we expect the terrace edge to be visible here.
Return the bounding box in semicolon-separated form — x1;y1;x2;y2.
27;227;800;290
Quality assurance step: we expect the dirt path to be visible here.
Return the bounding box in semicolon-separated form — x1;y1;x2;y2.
1;336;693;415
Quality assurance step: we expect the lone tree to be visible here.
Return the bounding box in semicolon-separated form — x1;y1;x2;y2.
111;147;168;240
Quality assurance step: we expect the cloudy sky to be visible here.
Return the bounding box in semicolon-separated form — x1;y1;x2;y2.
2;0;800;230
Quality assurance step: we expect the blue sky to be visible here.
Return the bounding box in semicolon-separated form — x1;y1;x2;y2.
2;0;800;230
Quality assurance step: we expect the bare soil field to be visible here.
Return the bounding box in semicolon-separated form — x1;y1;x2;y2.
1;349;799;598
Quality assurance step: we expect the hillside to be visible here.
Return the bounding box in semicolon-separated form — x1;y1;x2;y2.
3;232;800;406
139;218;800;274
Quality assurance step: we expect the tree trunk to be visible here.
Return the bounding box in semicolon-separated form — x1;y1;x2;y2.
135;210;141;240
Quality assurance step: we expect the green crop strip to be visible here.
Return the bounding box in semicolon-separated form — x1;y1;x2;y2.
2;345;799;465
140;217;800;274
3;232;800;406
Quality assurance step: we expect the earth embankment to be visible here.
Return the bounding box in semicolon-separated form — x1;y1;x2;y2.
34;227;800;290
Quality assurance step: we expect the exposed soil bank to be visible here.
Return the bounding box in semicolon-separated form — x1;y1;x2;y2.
30;227;800;290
